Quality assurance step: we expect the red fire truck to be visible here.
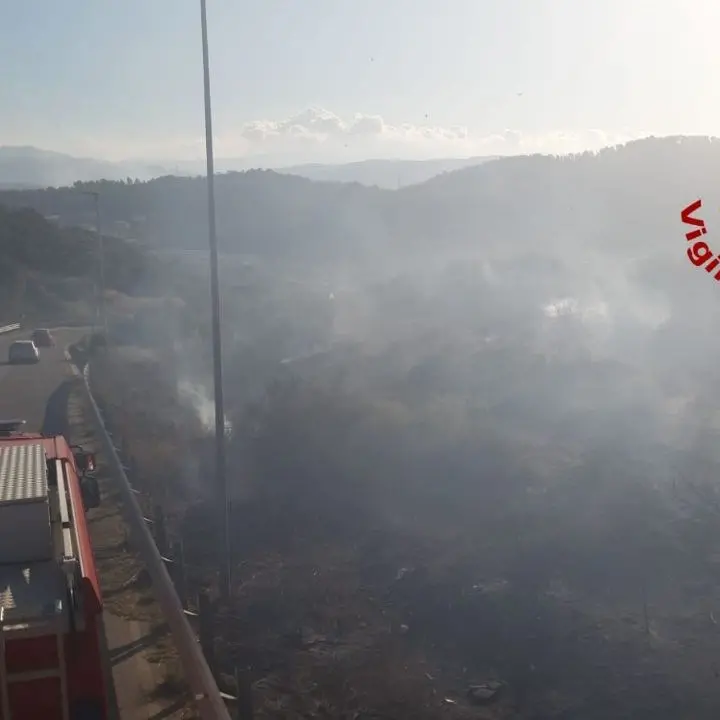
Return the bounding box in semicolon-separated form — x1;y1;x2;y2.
0;419;108;720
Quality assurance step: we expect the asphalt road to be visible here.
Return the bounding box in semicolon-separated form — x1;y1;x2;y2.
0;328;84;431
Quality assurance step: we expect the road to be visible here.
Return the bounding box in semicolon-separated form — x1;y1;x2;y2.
0;328;175;720
0;329;82;432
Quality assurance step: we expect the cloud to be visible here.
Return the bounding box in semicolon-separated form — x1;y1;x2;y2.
236;108;476;150
85;107;644;163
204;107;643;162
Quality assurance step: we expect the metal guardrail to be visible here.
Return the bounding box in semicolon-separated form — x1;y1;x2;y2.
0;324;20;335
73;359;232;720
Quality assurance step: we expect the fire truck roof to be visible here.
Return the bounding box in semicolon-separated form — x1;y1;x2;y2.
0;442;71;634
0;442;48;504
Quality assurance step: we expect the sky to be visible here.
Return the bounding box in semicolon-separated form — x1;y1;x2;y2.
2;0;720;164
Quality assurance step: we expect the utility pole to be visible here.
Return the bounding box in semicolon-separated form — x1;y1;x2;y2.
200;0;231;601
82;190;107;336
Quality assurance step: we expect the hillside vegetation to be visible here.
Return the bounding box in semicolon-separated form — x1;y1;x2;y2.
0;135;716;268
0;203;163;325
78;135;720;718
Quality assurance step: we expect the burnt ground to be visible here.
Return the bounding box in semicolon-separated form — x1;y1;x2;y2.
87;346;720;720
175;498;720;720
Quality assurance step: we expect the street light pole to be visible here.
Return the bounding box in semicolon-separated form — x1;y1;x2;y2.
200;0;231;601
83;190;107;336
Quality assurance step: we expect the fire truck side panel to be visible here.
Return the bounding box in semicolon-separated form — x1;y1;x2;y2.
65;596;107;718
62;435;103;609
6;635;59;673
7;677;63;720
61;435;108;717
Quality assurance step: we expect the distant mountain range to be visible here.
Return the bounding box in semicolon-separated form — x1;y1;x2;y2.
0;135;706;272
0;146;167;189
275;156;500;188
0;145;498;190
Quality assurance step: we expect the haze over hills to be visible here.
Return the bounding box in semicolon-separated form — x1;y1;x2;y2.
0;146;166;188
0;145;499;191
274;156;500;188
0;135;713;268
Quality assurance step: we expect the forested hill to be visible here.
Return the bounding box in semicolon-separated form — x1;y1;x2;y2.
0;135;718;264
0;204;160;324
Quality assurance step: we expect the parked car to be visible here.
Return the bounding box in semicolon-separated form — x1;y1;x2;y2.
31;328;54;347
8;340;40;364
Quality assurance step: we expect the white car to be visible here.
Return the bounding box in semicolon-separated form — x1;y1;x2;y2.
8;340;40;364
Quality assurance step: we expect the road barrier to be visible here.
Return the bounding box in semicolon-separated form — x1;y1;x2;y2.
69;352;232;720
0;323;20;335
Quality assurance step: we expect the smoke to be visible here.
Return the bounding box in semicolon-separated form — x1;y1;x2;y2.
177;378;215;432
154;142;720;518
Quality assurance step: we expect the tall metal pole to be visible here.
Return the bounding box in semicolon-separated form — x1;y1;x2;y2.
200;0;231;601
94;193;107;336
